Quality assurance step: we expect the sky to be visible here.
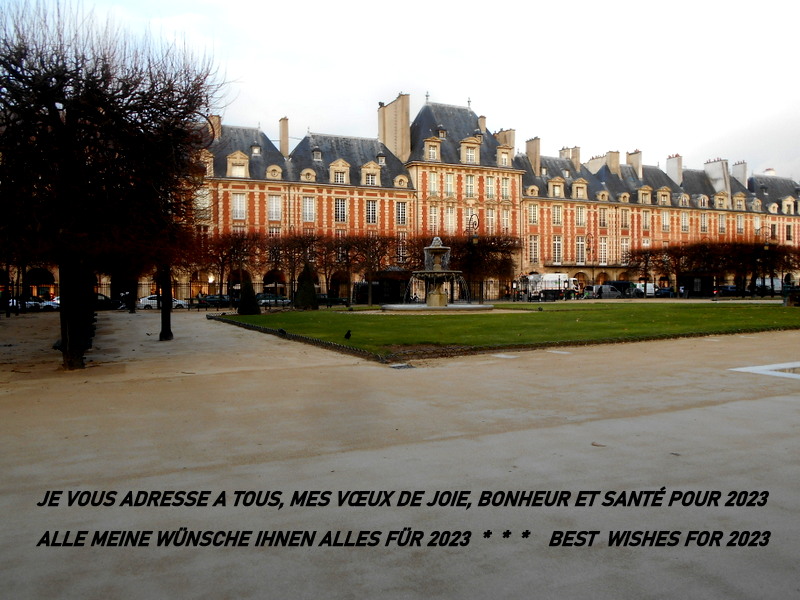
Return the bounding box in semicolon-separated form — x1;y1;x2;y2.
22;0;800;179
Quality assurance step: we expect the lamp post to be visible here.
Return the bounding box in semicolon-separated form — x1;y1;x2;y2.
464;213;480;302
585;233;594;288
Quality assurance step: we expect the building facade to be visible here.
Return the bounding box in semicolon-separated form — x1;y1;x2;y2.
196;93;798;299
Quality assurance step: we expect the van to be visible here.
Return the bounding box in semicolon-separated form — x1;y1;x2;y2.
594;285;622;299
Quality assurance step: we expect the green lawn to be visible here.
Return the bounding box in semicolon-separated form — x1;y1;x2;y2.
224;303;800;359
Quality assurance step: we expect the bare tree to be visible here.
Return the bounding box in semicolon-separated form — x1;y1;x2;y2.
0;2;222;367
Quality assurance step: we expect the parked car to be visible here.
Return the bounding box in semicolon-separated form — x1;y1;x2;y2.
317;293;349;307
654;287;675;298
40;296;60;310
256;293;291;307
95;293;124;310
201;294;231;308
593;285;622;299
713;285;739;297
9;296;44;310
137;295;188;310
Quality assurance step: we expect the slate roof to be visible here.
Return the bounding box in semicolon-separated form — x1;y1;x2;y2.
409;102;507;166
750;174;799;205
288;133;410;188
208;125;285;179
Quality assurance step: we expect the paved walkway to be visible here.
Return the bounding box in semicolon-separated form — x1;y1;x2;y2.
1;309;798;599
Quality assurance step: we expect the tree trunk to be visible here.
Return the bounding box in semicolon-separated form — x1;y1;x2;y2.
58;260;95;370
158;264;173;341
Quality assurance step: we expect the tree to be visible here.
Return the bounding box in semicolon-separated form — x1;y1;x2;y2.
0;2;221;368
294;262;319;310
352;234;395;306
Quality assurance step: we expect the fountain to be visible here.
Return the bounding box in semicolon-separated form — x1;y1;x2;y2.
381;237;493;311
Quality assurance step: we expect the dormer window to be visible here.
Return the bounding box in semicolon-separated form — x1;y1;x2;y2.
699;196;708;208
465;147;476;164
377;154;386;166
437;125;447;139
251;145;261;156
312;148;322;161
428;145;438;160
226;151;250;178
365;173;377;186
266;165;282;180
541;167;548;177
329;158;350;185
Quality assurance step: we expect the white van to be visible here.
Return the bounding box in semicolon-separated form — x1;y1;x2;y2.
594;285;622;299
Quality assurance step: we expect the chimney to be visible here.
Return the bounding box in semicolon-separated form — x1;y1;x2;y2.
626;150;643;180
494;129;515;151
666;154;683;185
378;93;411;162
607;151;620;177
526;137;541;177
570;147;581;171
478;115;486;133
279;117;289;157
208;115;222;140
732;161;748;186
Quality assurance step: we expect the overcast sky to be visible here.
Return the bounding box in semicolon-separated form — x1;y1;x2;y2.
41;0;800;179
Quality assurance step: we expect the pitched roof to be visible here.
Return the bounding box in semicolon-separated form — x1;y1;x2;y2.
288;133;410;187
409;102;505;165
208;125;285;179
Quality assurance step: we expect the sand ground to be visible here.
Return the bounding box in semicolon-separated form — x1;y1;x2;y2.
1;307;799;599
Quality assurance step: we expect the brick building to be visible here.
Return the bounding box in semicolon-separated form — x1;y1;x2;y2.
196;92;798;300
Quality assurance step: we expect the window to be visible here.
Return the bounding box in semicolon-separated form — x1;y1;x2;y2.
501;177;510;200
786;224;793;241
396;202;407;226
576;206;586;227
231;163;246;178
770;223;777;240
335;198;347;223
486;208;495;233
576;236;586;265
700;213;708;233
599;237;608;265
599;207;607;228
302;197;315;222
502;208;509;233
334;171;346;184
428;174;438;195
620;237;630;264
500;152;509;166
661;210;670;232
428;145;437;160
231;192;246;220
552;205;563;226
445;173;454;195
268;195;281;221
377;155;386;166
428;206;439;234
365;173;377;186
659;193;669;206
486;176;495;199
736;199;743;210
642;210;650;231
718;215;726;234
528;235;539;264
699;197;708;208
528;203;539;225
313;149;322;161
268;226;280;237
445;206;455;234
465;175;475;198
552;184;562;198
396;232;408;262
736;215;744;234
620;208;630;229
465;147;476;164
552;235;562;265
366;200;377;225
642;237;651;248
575;185;586;199
681;211;689;232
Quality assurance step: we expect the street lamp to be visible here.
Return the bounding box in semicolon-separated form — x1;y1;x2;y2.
585;233;594;286
464;213;480;302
